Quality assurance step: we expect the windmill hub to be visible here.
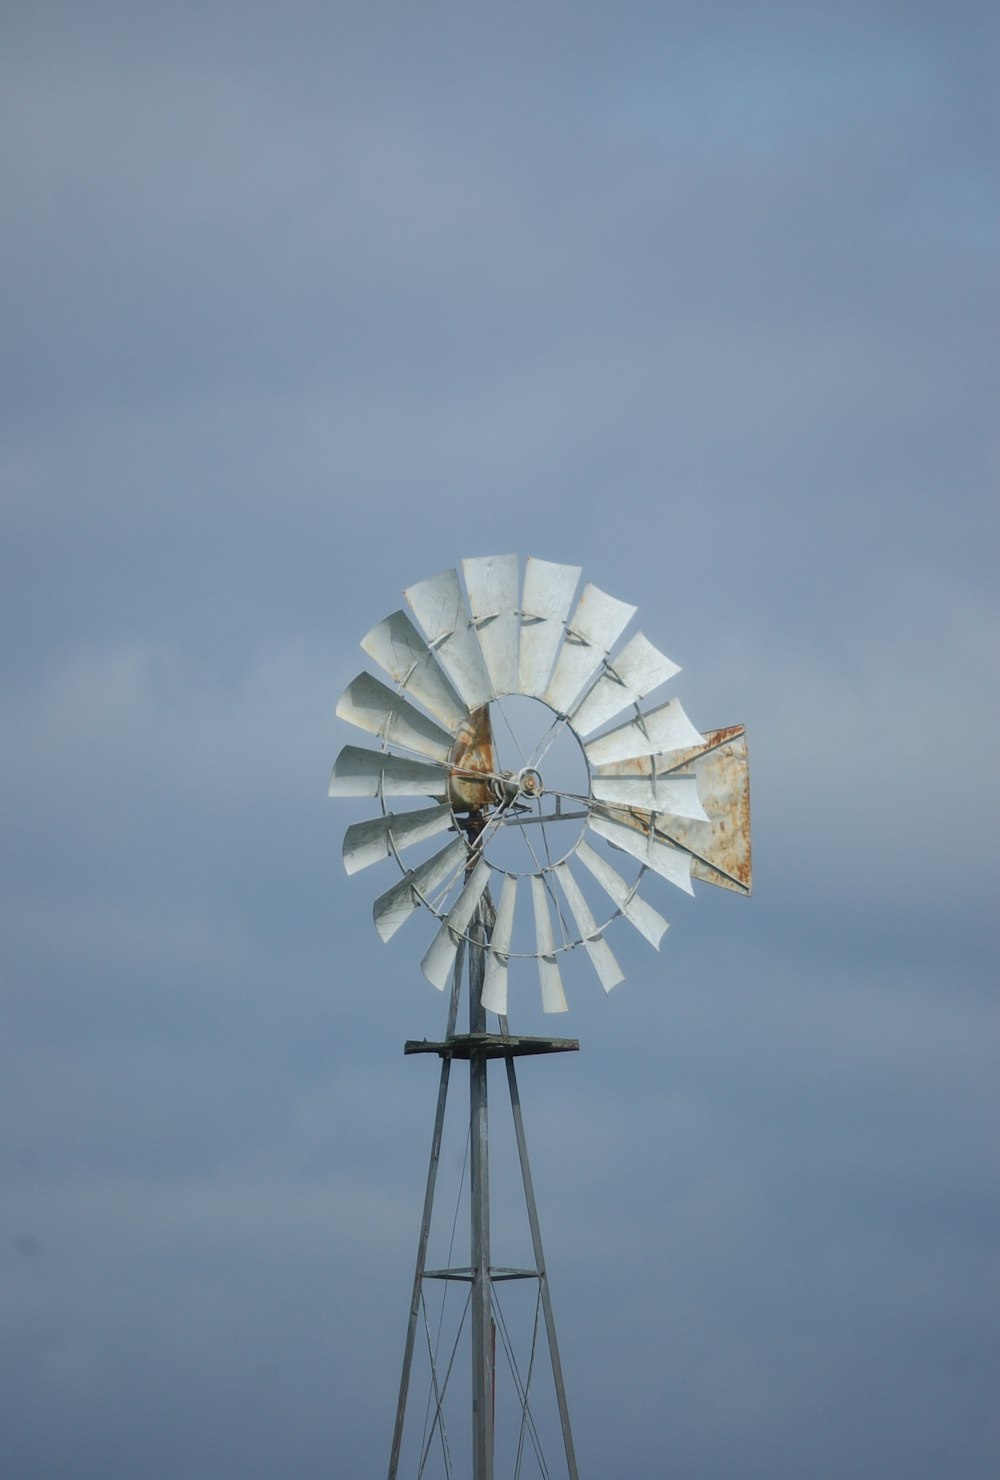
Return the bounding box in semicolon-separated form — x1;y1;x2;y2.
331;555;751;1003
461;693;591;878
491;765;543;806
514;764;543;798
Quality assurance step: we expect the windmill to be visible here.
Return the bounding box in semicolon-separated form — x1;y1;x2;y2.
329;555;751;1480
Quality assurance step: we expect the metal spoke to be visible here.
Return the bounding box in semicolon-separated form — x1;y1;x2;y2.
514;809;573;948
490;692;530;768
526;710;571;773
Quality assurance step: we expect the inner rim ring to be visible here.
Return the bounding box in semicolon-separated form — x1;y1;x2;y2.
449;694;591;879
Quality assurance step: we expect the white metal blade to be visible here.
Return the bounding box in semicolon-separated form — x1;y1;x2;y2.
360;610;467;731
553;862;624;993
518;558;580;697
481;874;517;1016
373;835;468;942
588;811;694;894
337;672;455;762
404;568;494;710
328;745;449;799
342;804;454;875
654;726;752;896
575;838;668;948
568;632;680;736
544;583;636;716
530;875;568;1013
421;857;492;989
583;697;704;767
591;772;708;821
463;554;520;698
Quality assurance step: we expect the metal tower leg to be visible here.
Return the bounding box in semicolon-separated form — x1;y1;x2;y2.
501;1027;580;1480
388;923;579;1480
469;925;494;1480
387;943;465;1480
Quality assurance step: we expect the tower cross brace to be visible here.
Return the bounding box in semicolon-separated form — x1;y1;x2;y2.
387;917;581;1480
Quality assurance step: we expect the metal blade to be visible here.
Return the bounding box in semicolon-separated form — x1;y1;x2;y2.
530;875;568;1013
568;632;680;736
596;728;751;894
342;804;454;875
591;771;708;821
404;568;494;710
588;811;694;894
553;862;624;993
360;609;467;731
421;857;491;989
463;554;520;698
337;672;454;762
372;835;469;942
481;874;517;1016
544;583;636;716
583;697;703;767
574;838;668;948
518;558;580;697
328;745;449;799
653;726;752;895
448;704;497;812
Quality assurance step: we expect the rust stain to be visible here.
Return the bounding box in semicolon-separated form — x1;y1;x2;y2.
448;704;497;813
596;726;752;895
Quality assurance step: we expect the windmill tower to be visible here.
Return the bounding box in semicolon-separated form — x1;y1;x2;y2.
330;555;751;1479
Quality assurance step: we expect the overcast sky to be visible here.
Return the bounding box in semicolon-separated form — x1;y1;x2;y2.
2;3;998;1477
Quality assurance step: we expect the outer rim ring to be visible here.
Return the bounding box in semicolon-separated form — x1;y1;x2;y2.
445;692;591;881
372;637;651;958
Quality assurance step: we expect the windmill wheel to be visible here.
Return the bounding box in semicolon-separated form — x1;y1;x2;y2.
330;556;750;1013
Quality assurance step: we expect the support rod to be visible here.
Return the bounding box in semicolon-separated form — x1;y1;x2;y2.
386;906;578;1478
386;942;465;1480
502;1016;580;1480
469;918;494;1480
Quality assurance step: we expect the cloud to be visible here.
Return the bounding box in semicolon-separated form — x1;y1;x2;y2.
1;3;997;1477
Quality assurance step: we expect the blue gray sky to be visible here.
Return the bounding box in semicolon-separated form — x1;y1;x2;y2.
2;3;998;1477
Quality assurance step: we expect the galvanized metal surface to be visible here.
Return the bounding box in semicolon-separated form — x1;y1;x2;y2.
588;809;695;894
403;1032;579;1058
334;560;752;1478
574;838;669;948
448;703;497;813
405;567;494;711
591;770;708;820
421;857;491;989
596;726;752;896
553;861;624;992
481;873;516;1015
329;744;448;799
361;608;468;732
568;630;679;736
500;1030;580;1480
337;671;455;762
582;695;703;767
333;555;751;1008
387;944;465;1480
518;557;580;697
530;874;568;1013
372;835;468;942
388;934;581;1480
543;582;636;716
468;921;493;1480
464;553;520;698
342;803;453;875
